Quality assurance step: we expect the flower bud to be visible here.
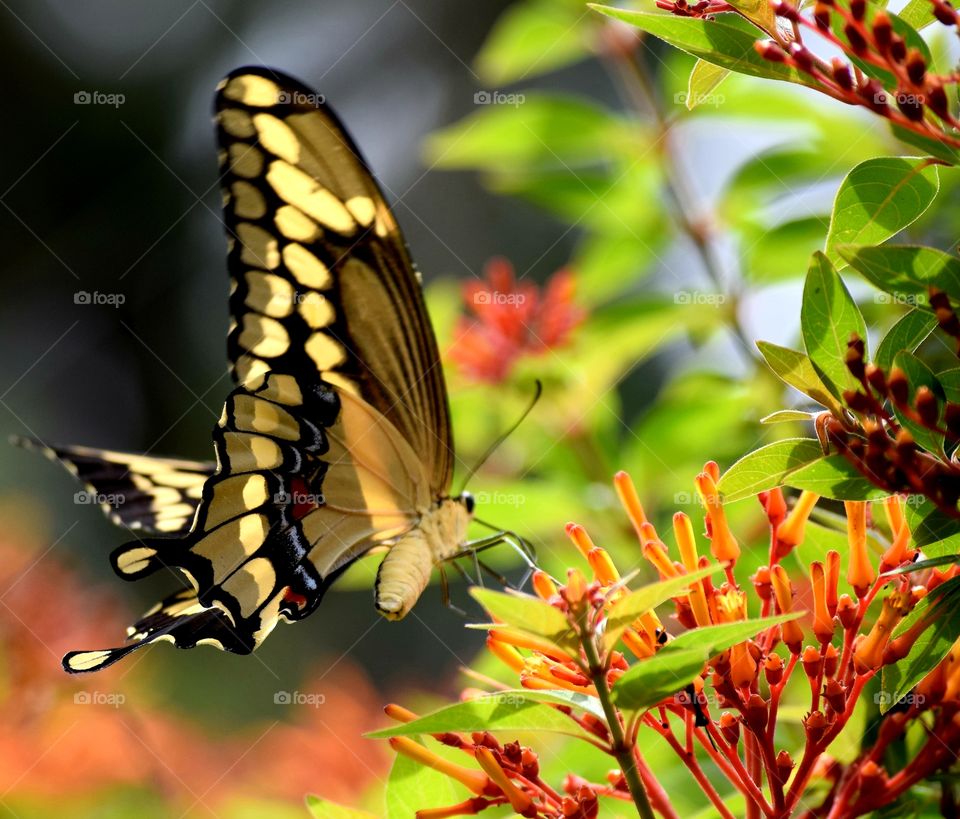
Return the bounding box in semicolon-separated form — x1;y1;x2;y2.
532;570;558;601
771;565;805;652
802;645;823;679
614;471;647;539
720;711;740;745
823;678;846;714
744;694;769;734
845;501;876;597
775;750;794;786
811;561;836;643
837;594;858;629
804;710;829;744
696;472;740;563
823;643;840;678
765;653;784;686
776;491;818;554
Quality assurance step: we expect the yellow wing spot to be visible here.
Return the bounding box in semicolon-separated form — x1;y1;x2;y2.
219;108;256;138
266;160;356;234
321;371;360;397
223;432;283;471
231;181;266;219
222;74;282;107
221;557;277;618
233;394;300;440
236;222;280;269
155;503;196;522
155;518;189;533
244;271;295;318
298;292;335;328
116;546;157;575
203;474;270;529
282;243;331;289
234;355;270;386
228;144;264;179
345;196;376;227
252;112;301;164
194;514;270;583
275;204;321;242
239;313;290;358
258;373;303;406
66;651;114;672
305;332;346;370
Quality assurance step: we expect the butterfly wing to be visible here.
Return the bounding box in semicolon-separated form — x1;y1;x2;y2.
12;435;212;535
216;66;454;495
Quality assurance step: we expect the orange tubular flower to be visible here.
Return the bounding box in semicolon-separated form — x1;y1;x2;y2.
474;748;534;815
643;538;681;578
776;491;819;553
674;512;712;627
390;737;491;795
771;565;805;652
532;570;558;600
614;470;648;538
853;596;905;674
845;501;876;598
811;562;836;644
696;471;740;563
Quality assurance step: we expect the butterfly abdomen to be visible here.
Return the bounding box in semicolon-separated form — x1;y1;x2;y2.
374;498;472;619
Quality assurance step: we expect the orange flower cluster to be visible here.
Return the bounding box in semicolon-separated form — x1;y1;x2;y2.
389;465;960;818
448;257;585;384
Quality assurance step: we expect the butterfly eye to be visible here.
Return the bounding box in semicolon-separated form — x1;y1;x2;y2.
461;492;475;515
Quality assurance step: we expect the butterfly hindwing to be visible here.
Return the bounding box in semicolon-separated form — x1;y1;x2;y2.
11;435;212;535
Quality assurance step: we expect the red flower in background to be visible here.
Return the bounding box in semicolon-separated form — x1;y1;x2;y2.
449;257;585;383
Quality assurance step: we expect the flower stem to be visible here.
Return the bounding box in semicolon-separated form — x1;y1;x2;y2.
580;619;656;819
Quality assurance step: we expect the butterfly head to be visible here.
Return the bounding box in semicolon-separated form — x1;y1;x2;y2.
459;491;475;516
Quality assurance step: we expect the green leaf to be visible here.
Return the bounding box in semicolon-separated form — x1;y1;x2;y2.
875;309;938;371
367;695;595;741
801;251;868;398
747;217;829;282
665;613;803;656
686;59;730;110
610;648;710;715
470;587;578;653
306;796;378;819
717;438;825;502
890;123;960;165
587;7;813;86
887;555;960;574
904;497;960;554
892;351;946;455
761;410;816;424
476;0;591;84
825;157;940;266
385;739;460;819
899;0;937;30
838;244;960;306
881;576;960;712
603;565;722;652
756;341;843;413
487;688;606;720
785;455;891;500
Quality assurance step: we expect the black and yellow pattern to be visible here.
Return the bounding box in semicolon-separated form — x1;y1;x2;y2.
39;67;475;674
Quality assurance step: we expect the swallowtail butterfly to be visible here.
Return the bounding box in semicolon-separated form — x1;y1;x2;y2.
19;67;502;673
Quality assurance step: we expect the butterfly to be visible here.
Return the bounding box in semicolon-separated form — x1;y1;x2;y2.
18;66;527;674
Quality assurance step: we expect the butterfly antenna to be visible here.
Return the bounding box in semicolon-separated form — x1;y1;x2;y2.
458;380;542;493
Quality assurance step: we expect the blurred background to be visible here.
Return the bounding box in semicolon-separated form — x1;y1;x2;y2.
0;0;950;815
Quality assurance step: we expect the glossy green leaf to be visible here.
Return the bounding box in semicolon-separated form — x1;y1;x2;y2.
904;497;960;554
801;252;868;398
717;438;825;502
761;410;816;424
488;688;606;720
887;555;960;574
476;0;591;84
875;309;938;371
785;455;890;500
881;576;960;713
686;59;730;110
665;613;803;656
368;695;594;741
385;739;460;819
306;796;377;819
588;7;812;86
603;565;722;652
756;341;843;413
469;587;578;653
892;351;946;455
838;244;960;306
610;648;710;715
825;157;940;266
899;0;937;30
890;123;960;165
